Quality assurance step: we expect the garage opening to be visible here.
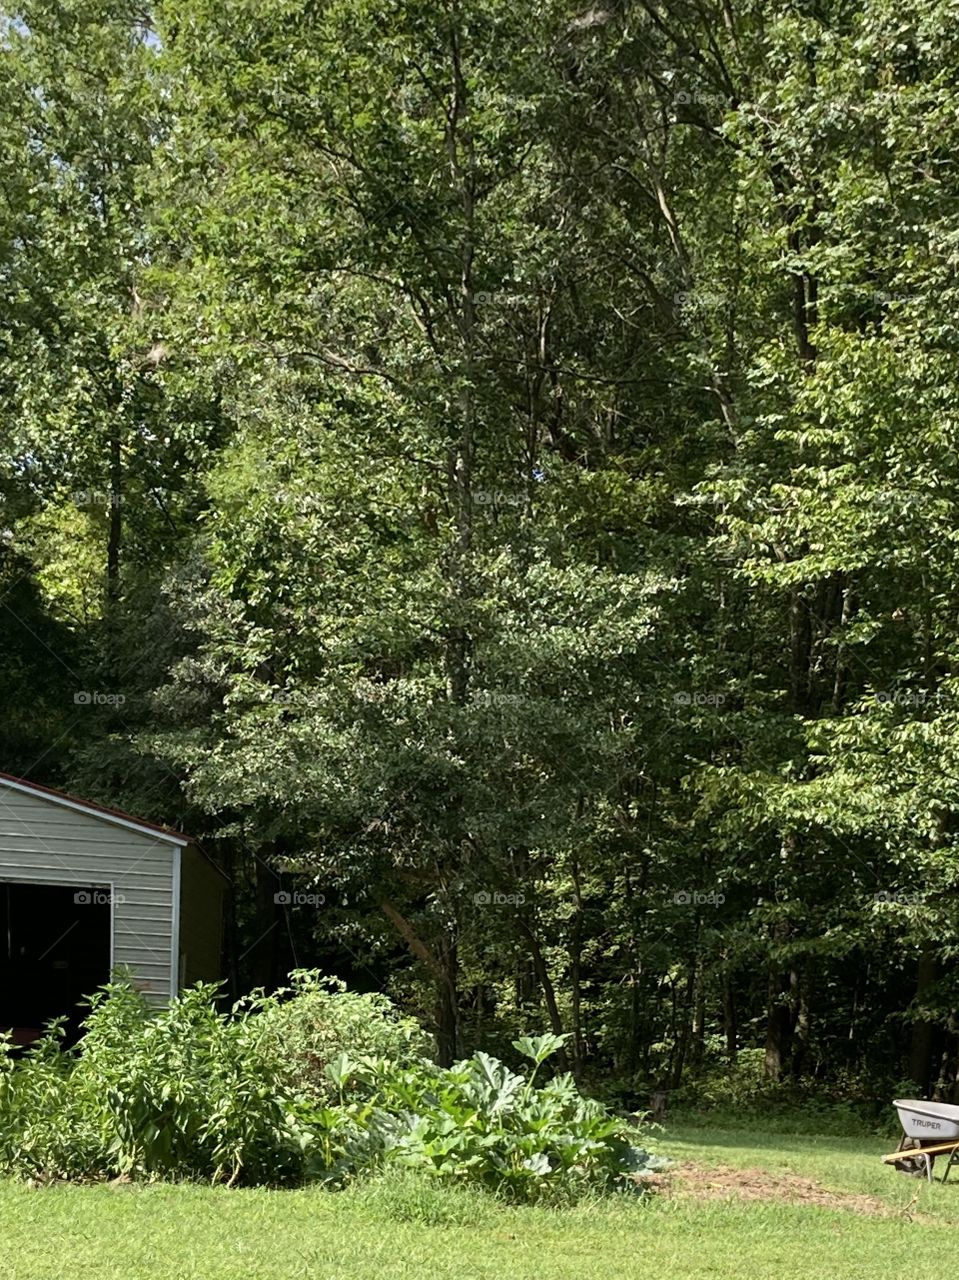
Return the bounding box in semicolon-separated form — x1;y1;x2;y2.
0;882;111;1047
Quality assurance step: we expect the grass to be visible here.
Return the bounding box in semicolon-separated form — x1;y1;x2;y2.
671;1122;959;1203
3;1119;959;1278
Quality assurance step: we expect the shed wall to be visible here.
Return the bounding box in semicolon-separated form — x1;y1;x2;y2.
178;846;225;988
0;783;175;1000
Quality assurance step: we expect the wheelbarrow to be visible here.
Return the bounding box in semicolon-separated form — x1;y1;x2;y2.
882;1099;959;1183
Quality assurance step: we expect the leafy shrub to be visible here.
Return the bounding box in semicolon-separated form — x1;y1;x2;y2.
323;1034;666;1201
0;1026;90;1180
0;982;316;1185
667;1050;898;1136
0;983;662;1199
254;970;429;1103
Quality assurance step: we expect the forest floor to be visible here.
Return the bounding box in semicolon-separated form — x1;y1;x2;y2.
2;1121;957;1278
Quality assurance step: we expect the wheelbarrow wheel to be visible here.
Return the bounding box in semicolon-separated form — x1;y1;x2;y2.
895;1138;934;1178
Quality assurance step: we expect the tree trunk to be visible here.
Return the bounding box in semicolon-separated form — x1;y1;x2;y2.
107;430;122;605
378;897;460;1065
764;998;790;1081
436;10;476;1069
222;842;240;1004
623;860;644;1073
909;948;939;1094
671;966;696;1088
435;926;460;1067
690;956;706;1071
832;577;855;711
764;954;794;1082
791;963;812;1078
516;917;568;1070
789;586;813;712
248;857;282;990
569;850;585;1081
722;957;738;1064
515;954;536;1009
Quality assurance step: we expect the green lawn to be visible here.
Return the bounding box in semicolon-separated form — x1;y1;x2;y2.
3;1122;958;1278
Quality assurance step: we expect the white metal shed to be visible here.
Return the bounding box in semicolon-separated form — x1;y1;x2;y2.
0;771;226;1042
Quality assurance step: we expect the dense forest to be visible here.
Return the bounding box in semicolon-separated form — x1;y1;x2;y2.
2;0;958;1103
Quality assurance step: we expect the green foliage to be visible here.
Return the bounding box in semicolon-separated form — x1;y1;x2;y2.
254;970;430;1104
0;981;657;1199
4;0;959;1111
330;1041;664;1201
0;982;314;1185
668;1051;902;1137
0;1025;89;1181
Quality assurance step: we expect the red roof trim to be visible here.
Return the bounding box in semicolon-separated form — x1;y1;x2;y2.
0;771;192;845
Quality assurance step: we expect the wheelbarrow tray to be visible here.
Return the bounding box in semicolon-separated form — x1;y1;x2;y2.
883;1100;959;1183
894;1099;959;1141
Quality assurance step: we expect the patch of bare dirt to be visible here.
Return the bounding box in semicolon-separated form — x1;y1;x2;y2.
666;1162;918;1218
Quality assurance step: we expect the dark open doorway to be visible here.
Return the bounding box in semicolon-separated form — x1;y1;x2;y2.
0;882;111;1046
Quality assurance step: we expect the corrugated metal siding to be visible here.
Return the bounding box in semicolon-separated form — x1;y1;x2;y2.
0;784;175;1001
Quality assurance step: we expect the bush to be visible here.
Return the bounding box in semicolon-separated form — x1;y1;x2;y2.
0;982;316;1185
254;970;429;1103
328;1034;666;1201
0;982;662;1199
0;1025;90;1180
666;1050;899;1136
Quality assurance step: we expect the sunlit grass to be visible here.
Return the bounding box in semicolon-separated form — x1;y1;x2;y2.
3;1122;959;1278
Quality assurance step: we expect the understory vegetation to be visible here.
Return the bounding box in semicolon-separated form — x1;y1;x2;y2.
665;1048;915;1136
0;975;660;1196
